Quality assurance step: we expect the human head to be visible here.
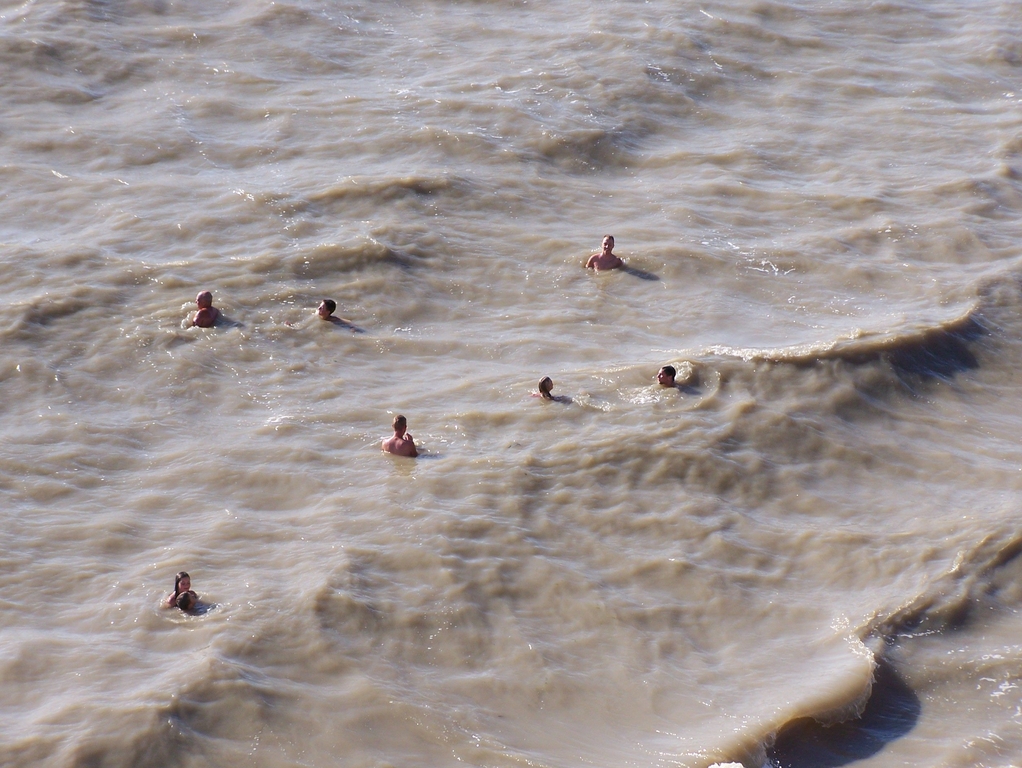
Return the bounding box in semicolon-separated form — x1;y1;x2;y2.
602;235;614;252
176;591;196;612
196;291;213;309
393;415;407;434
174;571;190;594
318;299;336;319
657;365;676;387
538;376;553;399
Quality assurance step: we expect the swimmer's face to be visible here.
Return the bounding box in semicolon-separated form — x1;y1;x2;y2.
317;301;332;319
657;368;675;387
196;292;213;309
602;236;614;252
178;576;191;592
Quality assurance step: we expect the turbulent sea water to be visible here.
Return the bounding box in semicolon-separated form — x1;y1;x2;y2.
3;0;1022;766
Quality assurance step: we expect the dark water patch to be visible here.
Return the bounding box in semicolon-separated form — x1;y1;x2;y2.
313;574;386;645
324;316;365;333
621;265;660;282
988;38;1022;68
19;296;95;328
247;0;322;35
769;530;1022;768
64;727;187;768
2;284;131;342
723;309;985;383
527;126;644;173
0;37;66;75
767;660;920;768
293;241;422;277
307;175;459;209
258;175;466;227
932;176;1022;221
873;530;1022;639
883;315;983;380
716;1;831;52
0;36;113;104
242;239;422;280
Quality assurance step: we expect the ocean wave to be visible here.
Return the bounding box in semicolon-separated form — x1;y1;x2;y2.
867;527;1022;641
307;175;458;207
749;524;1022;768
765;658;918;768
526;126;645;172
701;306;982;375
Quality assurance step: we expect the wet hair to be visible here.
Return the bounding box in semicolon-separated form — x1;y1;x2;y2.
661;365;676;378
321;299;336;314
539;377;553;397
393;415;407;430
176;591;196;612
603;235;614;244
174;571;190;595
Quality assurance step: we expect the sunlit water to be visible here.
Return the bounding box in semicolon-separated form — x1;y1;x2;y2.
3;1;1022;766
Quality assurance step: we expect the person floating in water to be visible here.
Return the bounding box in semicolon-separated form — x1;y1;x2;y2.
316;298;363;332
532;376;571;403
585;235;623;272
657;365;676;387
317;299;338;321
176;590;197;612
192;291;220;327
382;415;418;457
165;571;198;611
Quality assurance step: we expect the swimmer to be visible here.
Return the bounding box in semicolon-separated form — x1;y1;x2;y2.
192;291;220;328
657;365;677;387
382;415;418;457
176;590;198;612
317;299;337;320
585;235;623;272
317;299;336;319
316;298;363;331
165;571;192;608
531;376;571;403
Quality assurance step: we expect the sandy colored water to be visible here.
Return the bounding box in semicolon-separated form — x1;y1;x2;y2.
3;1;1022;766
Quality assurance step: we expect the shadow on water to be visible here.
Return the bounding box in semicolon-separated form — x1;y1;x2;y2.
767;660;920;768
329;317;366;333
622;265;660;282
211;316;244;330
884;316;983;380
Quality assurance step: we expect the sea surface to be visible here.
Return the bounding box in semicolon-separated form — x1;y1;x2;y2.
3;0;1022;766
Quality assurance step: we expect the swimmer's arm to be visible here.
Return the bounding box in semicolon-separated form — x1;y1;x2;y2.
585;254;597;269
